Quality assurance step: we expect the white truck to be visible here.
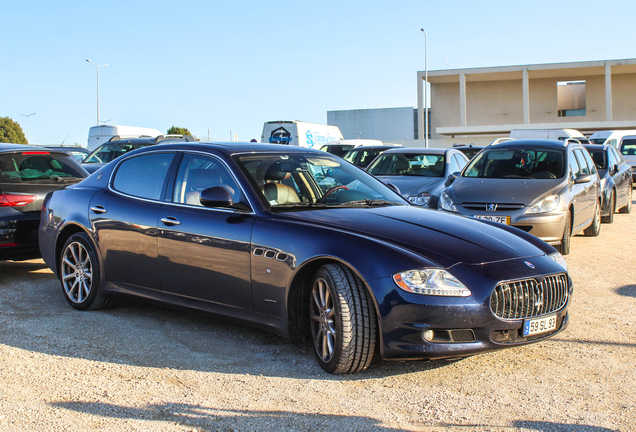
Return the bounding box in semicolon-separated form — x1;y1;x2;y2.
261;121;343;149
87;125;162;151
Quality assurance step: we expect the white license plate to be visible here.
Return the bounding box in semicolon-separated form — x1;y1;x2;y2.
523;314;557;336
471;215;510;225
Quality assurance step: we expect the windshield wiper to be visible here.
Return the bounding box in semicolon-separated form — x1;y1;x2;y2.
337;199;402;207
502;175;535;179
271;202;331;209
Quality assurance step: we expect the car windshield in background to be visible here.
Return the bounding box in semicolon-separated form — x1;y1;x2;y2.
463;149;565;179
0;152;85;183
367;154;446;177
235;153;406;210
588;150;606;170
589;138;607;144
620;139;636;156
84;143;149;164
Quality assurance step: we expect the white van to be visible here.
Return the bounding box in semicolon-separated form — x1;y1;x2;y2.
588;130;636;148
509;129;587;141
261;121;343;149
87;125;162;151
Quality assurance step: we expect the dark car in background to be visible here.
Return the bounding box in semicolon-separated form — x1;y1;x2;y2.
584;144;632;223
439;139;602;255
342;144;402;168
366;147;469;208
45;146;90;163
453;144;485;160
82;134;196;173
0;143;87;261
40;142;571;374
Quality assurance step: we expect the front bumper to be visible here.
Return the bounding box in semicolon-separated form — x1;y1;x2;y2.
368;256;572;360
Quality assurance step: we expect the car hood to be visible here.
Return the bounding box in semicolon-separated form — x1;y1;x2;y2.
375;176;445;197
282;205;548;268
449;177;564;205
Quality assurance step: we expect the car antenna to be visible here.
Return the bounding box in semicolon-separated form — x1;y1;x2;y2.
60;133;70;146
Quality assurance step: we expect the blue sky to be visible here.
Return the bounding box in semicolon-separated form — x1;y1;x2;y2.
3;0;635;146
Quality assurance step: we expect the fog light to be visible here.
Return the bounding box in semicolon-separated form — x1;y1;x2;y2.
424;330;434;342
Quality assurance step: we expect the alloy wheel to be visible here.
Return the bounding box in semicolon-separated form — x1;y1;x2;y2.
310;277;336;363
61;241;93;303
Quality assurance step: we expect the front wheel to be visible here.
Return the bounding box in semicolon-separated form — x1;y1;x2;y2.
309;264;377;374
60;233;114;310
584;201;601;237
601;191;615;224
619;185;632;214
556;213;571;255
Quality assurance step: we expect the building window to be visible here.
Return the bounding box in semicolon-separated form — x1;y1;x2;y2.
557;81;586;117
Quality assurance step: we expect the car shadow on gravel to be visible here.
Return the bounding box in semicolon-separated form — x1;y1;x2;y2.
616;284;636;298
50;401;411;431
440;421;618;432
0;260;462;380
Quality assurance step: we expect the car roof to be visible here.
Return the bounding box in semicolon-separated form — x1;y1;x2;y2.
487;139;574;150
130;141;331;156
379;147;451;156
347;145;401;151
583;144;608;151
0;143;70;154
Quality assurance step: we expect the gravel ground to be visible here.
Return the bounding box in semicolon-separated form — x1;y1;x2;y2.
0;210;635;432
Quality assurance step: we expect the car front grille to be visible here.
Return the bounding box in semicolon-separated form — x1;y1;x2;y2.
490;274;568;319
461;202;525;211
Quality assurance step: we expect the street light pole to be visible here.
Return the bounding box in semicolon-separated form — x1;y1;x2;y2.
420;29;428;148
86;59;108;125
20;112;36;143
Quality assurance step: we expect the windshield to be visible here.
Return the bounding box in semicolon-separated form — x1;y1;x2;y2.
589;139;607;144
620;139;636;156
84;142;151;164
463;149;565;179
0;152;85;183
234;153;407;210
367;154;445;177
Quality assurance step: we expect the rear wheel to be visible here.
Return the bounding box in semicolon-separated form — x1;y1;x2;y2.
619;185;633;214
556;213;571;255
601;191;615;224
309;263;377;374
60;233;114;310
584;201;601;237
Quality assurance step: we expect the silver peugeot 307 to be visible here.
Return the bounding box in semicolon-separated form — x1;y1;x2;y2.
439;139;602;255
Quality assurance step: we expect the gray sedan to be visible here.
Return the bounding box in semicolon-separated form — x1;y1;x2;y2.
439;139;602;255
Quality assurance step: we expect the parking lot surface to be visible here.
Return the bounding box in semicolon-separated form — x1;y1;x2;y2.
0;211;635;431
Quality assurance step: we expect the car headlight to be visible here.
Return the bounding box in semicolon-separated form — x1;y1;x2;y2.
407;192;431;206
439;191;457;212
549;251;568;271
525;195;560;214
393;269;471;296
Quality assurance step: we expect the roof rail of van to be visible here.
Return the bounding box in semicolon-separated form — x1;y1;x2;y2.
154;135;196;143
108;134;154;142
563;139;581;146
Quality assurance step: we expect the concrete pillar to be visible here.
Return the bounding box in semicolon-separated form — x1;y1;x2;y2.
605;62;613;122
417;74;424;139
523;68;530;124
459;73;466;127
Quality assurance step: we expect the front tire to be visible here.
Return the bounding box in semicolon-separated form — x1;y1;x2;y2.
60;233;114;310
601;191;615;224
556;213;571;255
584;201;601;237
309;264;377;374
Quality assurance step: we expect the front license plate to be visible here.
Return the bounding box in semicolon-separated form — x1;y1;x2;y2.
523;314;557;336
471;215;510;224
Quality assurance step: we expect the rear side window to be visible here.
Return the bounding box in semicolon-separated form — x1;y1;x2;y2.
112;153;175;200
573;150;590;175
0;152;84;183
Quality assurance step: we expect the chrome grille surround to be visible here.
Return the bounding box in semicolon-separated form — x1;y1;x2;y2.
490;273;568;319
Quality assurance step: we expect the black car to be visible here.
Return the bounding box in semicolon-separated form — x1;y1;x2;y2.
45;146;90;163
39;142;571;374
82;135;196;173
342;145;401;168
1;144;87;261
584;144;633;222
453;144;485;160
366;147;469;208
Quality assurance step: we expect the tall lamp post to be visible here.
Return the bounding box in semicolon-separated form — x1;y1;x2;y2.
20;112;36;143
420;29;428;148
86;59;108;125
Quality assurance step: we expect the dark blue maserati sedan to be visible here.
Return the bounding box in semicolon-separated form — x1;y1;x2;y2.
39;142;571;374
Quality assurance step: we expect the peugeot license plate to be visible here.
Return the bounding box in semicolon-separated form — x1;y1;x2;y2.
472;215;510;224
523;314;557;336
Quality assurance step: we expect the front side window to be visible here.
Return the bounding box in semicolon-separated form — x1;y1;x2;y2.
112;153;174;200
368;154;445;177
463;149;564;179
172;154;245;207
568;152;582;179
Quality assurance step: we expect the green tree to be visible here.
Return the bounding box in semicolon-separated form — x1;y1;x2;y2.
167;126;192;136
0;117;28;144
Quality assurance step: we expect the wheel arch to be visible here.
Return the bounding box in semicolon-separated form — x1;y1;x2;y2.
54;223;98;278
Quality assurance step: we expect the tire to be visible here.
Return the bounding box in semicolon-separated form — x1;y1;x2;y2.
618;185;632;214
601;191;614;224
556;213;571;255
309;263;377;374
584;201;601;237
60;233;114;310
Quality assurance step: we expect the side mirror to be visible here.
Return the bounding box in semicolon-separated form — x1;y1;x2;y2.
574;174;592;184
612;164;620;175
200;186;234;208
386;182;401;195
445;172;459;187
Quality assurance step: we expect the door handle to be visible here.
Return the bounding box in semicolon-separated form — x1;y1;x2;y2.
161;216;181;226
90;205;107;214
